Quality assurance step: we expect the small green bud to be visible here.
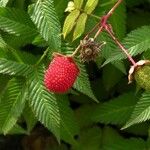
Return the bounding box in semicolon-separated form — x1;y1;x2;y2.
135;65;150;91
65;1;75;12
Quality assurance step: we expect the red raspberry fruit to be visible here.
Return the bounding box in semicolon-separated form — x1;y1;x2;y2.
44;53;79;93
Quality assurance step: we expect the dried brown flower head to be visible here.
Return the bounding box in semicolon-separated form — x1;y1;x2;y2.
79;38;106;62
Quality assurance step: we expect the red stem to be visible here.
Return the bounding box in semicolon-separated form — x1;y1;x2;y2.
94;0;123;39
94;26;103;39
71;0;124;57
83;0;124;41
106;0;123;19
104;25;137;66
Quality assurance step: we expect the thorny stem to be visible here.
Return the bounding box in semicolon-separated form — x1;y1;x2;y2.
94;0;123;39
106;0;123;20
104;25;137;66
70;0;123;57
94;26;103;39
70;0;137;72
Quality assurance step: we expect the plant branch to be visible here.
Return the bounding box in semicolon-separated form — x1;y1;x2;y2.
70;0;123;57
107;0;123;19
94;0;123;38
93;26;103;39
36;48;49;65
70;22;100;57
104;24;137;66
69;45;81;57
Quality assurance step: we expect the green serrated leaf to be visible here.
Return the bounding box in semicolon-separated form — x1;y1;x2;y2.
91;93;138;125
0;58;33;76
0;0;9;6
143;49;150;60
75;104;97;128
63;9;80;38
0;74;10;94
23;103;37;133
112;61;127;74
32;34;47;47
97;31;118;58
102;127;147;150
0;35;7;48
0;78;27;134
72;126;102;150
28;66;60;141
109;0;126;39
94;25;126;74
7;124;27;135
28;65;79;143
1;32;41;48
102;64;123;91
122;92;150;129
57;95;79;145
60;45;97;102
73;13;87;41
84;0;99;14
97;31;126;73
55;0;69;18
17;51;39;65
125;122;149;136
103;26;150;65
74;0;83;9
74;60;98;102
30;0;61;50
0;7;38;41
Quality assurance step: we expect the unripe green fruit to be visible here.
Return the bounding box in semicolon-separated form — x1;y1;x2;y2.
135;65;150;91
